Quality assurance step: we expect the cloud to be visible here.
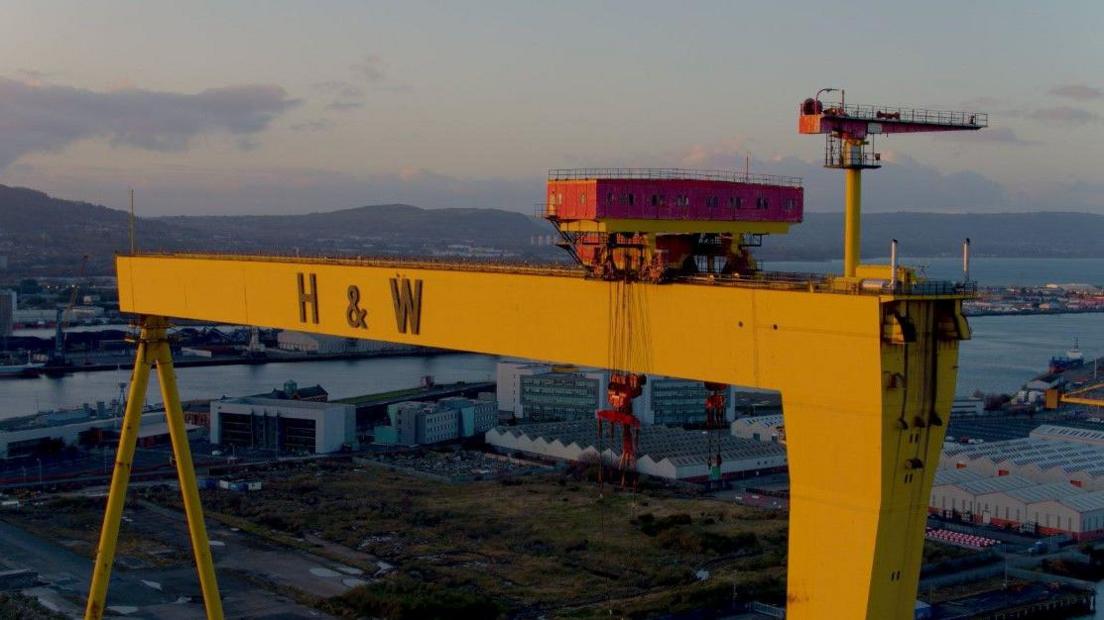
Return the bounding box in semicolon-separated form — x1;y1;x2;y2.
314;80;365;99
1049;84;1102;101
312;54;410;110
352;54;387;83
678;137;755;168
0;76;299;169
289;119;333;132
326;100;366;111
1024;106;1100;124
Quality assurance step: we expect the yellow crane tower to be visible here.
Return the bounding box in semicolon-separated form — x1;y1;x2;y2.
85;93;989;620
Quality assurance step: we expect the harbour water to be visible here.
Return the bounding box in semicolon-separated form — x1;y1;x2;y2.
0;312;1099;418
0;354;499;420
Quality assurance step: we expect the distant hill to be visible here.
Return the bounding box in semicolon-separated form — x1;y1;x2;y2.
1;183;1102;277
0;185;559;277
158;204;552;255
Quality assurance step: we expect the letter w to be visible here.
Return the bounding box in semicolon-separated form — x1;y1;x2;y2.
390;278;423;334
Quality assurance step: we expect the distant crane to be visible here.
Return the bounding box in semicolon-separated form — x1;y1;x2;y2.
47;254;89;370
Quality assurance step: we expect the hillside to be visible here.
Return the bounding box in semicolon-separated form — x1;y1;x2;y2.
0;185;559;276
1;183;1102;277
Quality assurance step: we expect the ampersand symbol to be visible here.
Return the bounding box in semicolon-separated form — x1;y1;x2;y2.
346;285;368;328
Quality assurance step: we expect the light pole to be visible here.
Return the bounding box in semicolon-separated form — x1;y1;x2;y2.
816;87;842;107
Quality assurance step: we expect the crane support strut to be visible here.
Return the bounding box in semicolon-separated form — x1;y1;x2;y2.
101;253;969;619
85;317;223;620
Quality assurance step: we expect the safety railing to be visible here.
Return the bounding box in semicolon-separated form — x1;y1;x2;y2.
125;252;977;297
820;102;988;128
548;168;803;188
124;251;586;278
824;136;882;169
679;270;977;298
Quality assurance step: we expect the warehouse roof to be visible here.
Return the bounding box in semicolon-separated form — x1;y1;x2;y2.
934;469;983;486
1059;490;1104;512
957;476;1035;495
489;420;786;474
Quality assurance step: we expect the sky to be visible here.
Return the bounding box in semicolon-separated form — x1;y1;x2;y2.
0;1;1102;216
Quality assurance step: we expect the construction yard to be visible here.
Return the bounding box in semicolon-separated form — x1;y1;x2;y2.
1;455;789;618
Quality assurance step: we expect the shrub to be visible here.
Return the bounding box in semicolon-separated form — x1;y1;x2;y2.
329;576;503;620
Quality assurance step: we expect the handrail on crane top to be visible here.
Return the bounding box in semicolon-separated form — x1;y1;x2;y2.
814;102;988;128
548;168;803;188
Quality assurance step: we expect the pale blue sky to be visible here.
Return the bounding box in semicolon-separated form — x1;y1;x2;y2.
0;1;1101;215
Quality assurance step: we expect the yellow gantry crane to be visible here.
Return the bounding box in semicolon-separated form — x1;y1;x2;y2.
86;92;987;619
89;252;971;620
1048;380;1104;409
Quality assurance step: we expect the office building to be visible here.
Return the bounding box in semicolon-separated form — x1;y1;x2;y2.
375;397;498;446
210;397;357;454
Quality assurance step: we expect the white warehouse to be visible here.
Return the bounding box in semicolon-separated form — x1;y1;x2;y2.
210;397;357;454
485;420;786;482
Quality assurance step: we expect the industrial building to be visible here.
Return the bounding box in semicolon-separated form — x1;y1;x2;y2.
519;368;608;422
730;414;785;443
210;397;357;454
941;429;1104;489
374;396;497;446
929;470;1104;539
254;380;329;402
0;289;14;338
635;378;736;425
495;361;550;416
497;360;736;425
950;398;985;417
485;420;786;482
275;331;418;354
930;425;1104;539
0;408;198;460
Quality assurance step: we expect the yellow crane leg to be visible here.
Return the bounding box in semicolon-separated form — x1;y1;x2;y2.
844;166;862;278
153;332;224;619
84;320;155;619
84;316;224;619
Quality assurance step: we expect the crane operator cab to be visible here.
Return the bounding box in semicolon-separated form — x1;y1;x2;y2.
542;168;803;283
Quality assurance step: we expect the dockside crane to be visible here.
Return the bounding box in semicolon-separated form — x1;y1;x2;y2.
47;254;89;371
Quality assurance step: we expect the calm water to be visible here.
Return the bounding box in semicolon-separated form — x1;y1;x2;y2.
0;313;1098;417
958;313;1102;396
0;354;499;419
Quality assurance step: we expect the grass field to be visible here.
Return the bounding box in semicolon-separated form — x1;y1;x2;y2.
4;457;789;618
174;459;789;618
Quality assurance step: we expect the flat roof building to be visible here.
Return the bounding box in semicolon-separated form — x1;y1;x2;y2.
376;397;498;446
731;414;785;443
210;397;356;455
498;361;737;426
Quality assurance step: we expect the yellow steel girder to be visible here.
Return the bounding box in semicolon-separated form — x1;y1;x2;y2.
114;253;967;620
